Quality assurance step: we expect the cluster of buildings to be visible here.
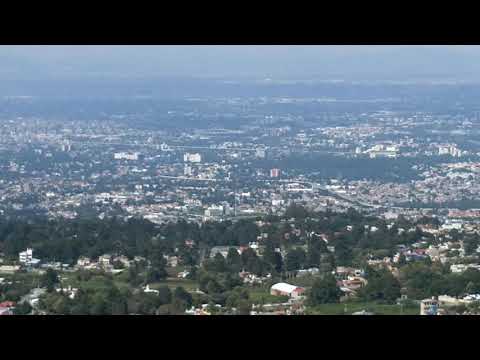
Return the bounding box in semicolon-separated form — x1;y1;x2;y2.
75;254;144;272
438;144;463;157
334;267;368;297
421;294;480;315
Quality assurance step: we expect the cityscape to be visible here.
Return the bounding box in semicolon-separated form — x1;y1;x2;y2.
1;45;480;316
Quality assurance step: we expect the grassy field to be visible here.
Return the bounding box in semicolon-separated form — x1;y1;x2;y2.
248;286;289;304
306;302;420;315
59;270;132;291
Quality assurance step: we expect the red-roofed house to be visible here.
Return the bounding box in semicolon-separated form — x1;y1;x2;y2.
0;301;15;308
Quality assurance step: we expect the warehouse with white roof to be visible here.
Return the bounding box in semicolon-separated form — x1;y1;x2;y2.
270;282;306;298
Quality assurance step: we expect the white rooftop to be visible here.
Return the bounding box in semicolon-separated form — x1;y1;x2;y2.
271;282;300;294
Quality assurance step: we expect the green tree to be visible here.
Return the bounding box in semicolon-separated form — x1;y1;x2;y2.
306;238;326;268
397;253;407;266
145;249;168;283
226;248;242;273
173;286;193;309
13;301;32;315
285;204;309;219
157;286;173;305
307;274;341;306
236;299;252;315
41;269;60;292
285;248;306;272
360;268;401;304
263;240;283;273
464;237;480;256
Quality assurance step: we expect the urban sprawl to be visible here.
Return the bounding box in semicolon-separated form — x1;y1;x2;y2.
1;93;480;315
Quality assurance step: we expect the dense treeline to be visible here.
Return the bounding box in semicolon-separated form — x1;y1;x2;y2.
0;205;432;276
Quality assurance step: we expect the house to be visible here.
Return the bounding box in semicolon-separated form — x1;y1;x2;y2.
143;284;159;295
98;254;112;267
163;255;178;268
177;270;190;279
0;265;20;274
76;257;91;268
297;267;320;277
462;294;480;303
0;301;16;311
341;276;367;291
336;266;355;276
352;310;374;315
438;295;462;306
21;288;46;307
0;307;13;315
133;256;147;263
450;263;480;273
240;271;271;284
56;286;78;300
420;297;439;315
270;283;305;298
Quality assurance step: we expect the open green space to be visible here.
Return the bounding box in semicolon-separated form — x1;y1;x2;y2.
248;286;289;304
306;302;419;315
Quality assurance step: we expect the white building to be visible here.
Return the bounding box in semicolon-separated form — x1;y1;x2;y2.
184;153;201;163
143;284;159;295
76;257;91;268
438;145;462;157
270;283;306;298
205;205;224;217
450;263;480;273
114;152;139;161
19;248;40;267
19;248;33;264
98;254;112;267
160;143;172;152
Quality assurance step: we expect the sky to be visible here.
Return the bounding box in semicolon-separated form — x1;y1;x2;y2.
1;45;480;81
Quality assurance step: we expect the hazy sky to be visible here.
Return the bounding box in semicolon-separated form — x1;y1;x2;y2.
1;45;480;80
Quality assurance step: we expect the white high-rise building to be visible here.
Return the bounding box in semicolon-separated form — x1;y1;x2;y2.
19;248;40;266
19;248;33;264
